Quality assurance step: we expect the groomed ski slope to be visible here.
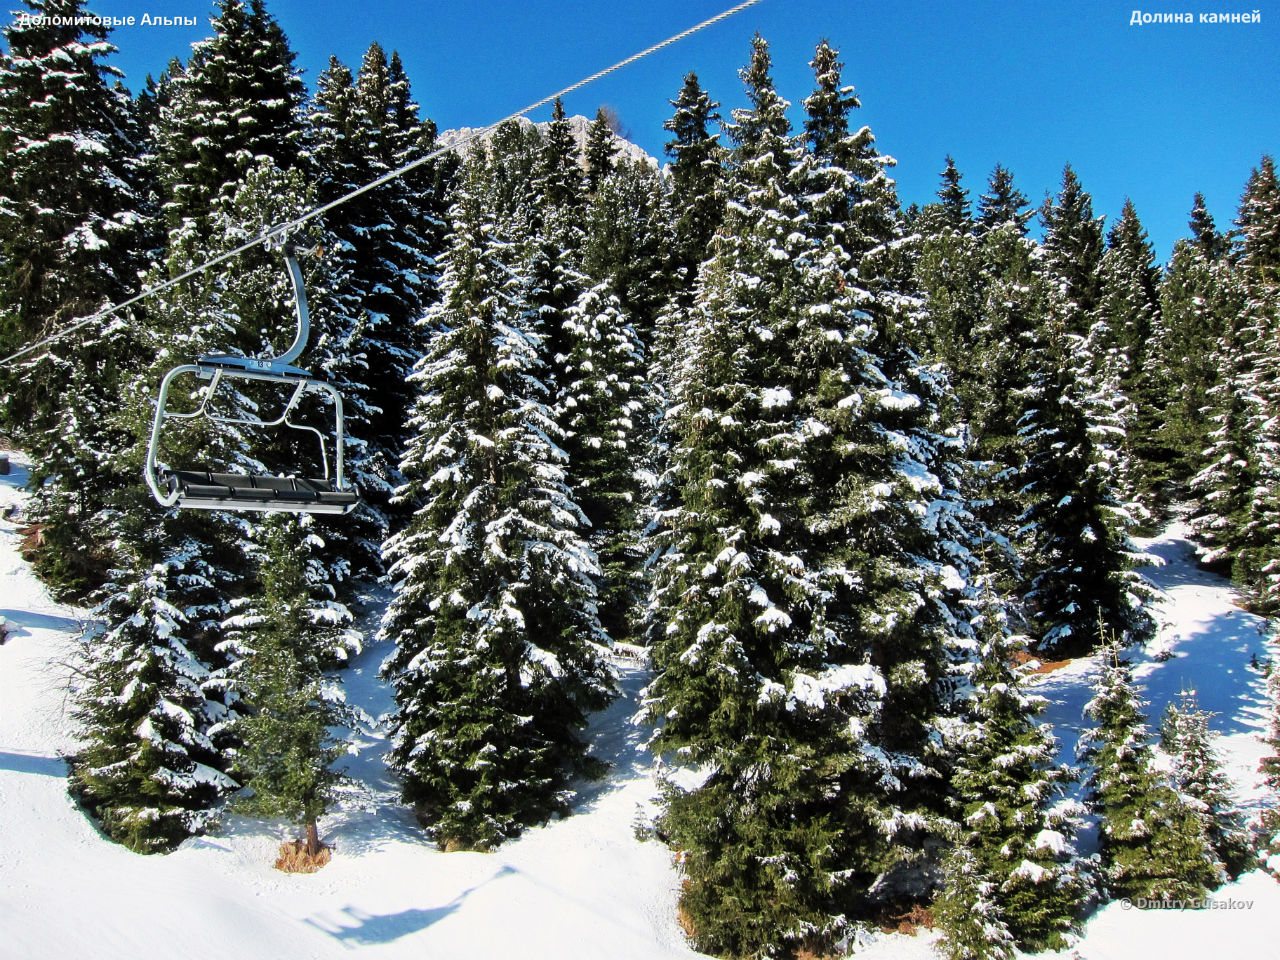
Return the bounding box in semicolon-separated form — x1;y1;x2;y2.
0;454;1274;960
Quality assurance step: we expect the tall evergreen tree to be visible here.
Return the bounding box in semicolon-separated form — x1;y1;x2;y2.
224;514;360;858
1157;197;1239;491
645;37;957;956
69;539;237;852
1039;164;1105;331
379;163;614;850
1013;313;1150;654
1019;168;1150;654
1159;689;1253;878
1079;643;1221;901
662;71;724;309
308;42;452;530
156;0;305;236
976;164;1032;237
0;0;151;594
583;107;616;195
1229;156;1280;611
1093;199;1164;528
938;581;1084;953
936;155;973;234
557;280;648;641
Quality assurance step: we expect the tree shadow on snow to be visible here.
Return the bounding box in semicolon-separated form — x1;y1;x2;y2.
0;751;66;777
0;608;86;639
303;867;515;946
1137;534;1229;590
0;457;28;490
1131;541;1274;738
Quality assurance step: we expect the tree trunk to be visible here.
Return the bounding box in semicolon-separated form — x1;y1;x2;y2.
305;818;320;858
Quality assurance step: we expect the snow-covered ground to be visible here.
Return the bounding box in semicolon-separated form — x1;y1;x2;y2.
0;457;1274;960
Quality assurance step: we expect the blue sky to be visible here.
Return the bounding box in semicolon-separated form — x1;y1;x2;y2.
13;0;1280;259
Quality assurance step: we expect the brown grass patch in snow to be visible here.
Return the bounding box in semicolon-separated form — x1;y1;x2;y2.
275;839;332;873
1011;649;1073;675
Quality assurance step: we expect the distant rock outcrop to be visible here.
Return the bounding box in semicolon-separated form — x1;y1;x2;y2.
438;114;657;169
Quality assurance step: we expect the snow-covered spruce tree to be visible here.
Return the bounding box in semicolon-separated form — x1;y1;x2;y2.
156;0;305;236
1156;196;1238;493
975;164;1032;238
68;537;237;853
645;36;855;955
558;281;648;642
938;579;1084;952
0;0;151;595
1230;156;1280;613
644;37;955;956
1260;657;1280;876
1188;162;1280;604
379;161;614;851
583;158;669;351
1079;642;1221;901
222;514;361;860
662;70;725;309
315;43;452;509
1159;689;1253;879
1039;164;1105;334
524;97;589;401
964;199;1045;563
1018;180;1153;656
0;0;147;360
1093;200;1165;531
934;845;1016;960
584;107;616;196
119;162;360;785
912;159;984;429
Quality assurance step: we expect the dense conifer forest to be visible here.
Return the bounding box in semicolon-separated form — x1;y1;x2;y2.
1;1;1278;957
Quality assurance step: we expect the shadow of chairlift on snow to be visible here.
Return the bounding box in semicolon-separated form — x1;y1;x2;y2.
304;866;516;947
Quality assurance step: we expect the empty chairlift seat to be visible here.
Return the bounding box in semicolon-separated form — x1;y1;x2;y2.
144;246;360;516
156;469;360;514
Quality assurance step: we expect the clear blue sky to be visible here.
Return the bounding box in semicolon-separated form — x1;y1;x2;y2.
13;0;1280;259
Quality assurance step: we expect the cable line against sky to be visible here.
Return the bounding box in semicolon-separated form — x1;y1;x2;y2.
0;0;766;369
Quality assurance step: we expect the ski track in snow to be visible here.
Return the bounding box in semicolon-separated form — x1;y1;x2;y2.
0;459;1275;959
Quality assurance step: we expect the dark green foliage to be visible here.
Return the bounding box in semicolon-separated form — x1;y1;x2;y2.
1189;161;1280;603
935;155;973;234
584;108;616;194
379;165;613;850
934;845;1016;960
69;545;236;852
308;42;453;526
156;0;305;235
1094;199;1165;529
1080;644;1221;901
1040;164;1105;328
938;583;1084;951
662;71;725;307
226;515;359;849
1014;316;1150;654
1160;690;1253;878
0;0;151;595
645;38;958;957
976;164;1031;236
1157;209;1240;493
558;281;647;641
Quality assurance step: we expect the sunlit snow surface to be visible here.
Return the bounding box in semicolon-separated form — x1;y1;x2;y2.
0;459;1273;959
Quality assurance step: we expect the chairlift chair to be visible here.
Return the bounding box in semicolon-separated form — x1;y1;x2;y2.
144;247;359;515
